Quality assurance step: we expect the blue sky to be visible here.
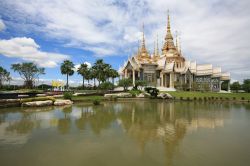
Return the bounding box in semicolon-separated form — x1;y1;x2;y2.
0;0;250;85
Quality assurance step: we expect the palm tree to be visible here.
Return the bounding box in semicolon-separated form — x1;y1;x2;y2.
110;69;119;85
92;59;106;85
77;63;88;88
89;68;97;87
60;60;74;89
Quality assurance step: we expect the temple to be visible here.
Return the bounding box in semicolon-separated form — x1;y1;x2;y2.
119;13;230;92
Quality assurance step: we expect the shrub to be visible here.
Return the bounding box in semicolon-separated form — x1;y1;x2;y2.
220;97;223;100
180;97;183;100
211;97;214;100
233;97;236;100
144;87;159;98
187;97;190;101
193;97;197;100
129;90;141;97
63;92;73;100
93;99;100;105
204;97;207;101
98;82;114;90
241;97;245;100
198;97;202;101
133;80;147;90
118;78;132;91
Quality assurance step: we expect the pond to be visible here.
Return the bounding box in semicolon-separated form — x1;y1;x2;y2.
0;101;250;166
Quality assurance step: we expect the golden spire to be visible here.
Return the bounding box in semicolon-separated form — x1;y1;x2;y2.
156;34;159;56
162;10;176;54
179;36;182;55
175;31;179;51
140;23;149;57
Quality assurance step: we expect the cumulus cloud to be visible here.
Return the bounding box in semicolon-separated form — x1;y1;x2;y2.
0;37;69;68
0;18;5;31
0;0;250;80
74;62;92;72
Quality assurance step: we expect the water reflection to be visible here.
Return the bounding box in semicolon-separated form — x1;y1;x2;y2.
0;101;249;165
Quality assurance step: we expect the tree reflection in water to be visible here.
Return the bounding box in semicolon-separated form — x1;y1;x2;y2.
0;101;240;165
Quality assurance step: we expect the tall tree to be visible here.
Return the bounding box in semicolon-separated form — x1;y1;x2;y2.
242;79;250;93
60;60;74;89
11;62;45;88
0;66;10;88
92;59;106;85
109;69;119;85
77;63;88;88
230;81;241;92
89;67;97;87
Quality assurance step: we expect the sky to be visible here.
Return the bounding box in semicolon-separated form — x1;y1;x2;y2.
0;0;250;86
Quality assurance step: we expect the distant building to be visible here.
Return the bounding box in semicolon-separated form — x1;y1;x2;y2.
120;13;230;92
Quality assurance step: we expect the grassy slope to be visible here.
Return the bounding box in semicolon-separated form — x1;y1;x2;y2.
165;91;250;100
71;95;105;102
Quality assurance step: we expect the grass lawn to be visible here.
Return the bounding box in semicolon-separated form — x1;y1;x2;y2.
165;91;250;100
71;95;105;102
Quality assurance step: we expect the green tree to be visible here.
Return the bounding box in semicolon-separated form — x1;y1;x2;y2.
90;67;97;87
11;62;45;88
60;60;74;89
109;68;119;85
0;66;10;88
242;79;250;93
92;59;106;85
118;78;132;91
230;81;241;92
134;80;147;90
77;63;88;88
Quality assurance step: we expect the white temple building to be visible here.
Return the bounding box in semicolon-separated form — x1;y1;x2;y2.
119;13;230;92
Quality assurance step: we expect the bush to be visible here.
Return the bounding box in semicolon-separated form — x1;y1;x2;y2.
133;80;147;90
63;92;73;100
186;97;190;101
241;97;245;100
144;87;159;98
129;90;141;97
180;97;183;100
98;82;114;90
193;97;197;100
118;78;132;91
93;99;100;105
233;97;236;100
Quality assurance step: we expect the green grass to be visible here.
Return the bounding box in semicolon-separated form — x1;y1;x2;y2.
71;95;105;102
165;91;250;100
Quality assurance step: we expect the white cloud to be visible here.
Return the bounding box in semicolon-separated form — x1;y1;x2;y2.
0;0;250;80
0;37;69;68
74;61;92;72
0;19;5;31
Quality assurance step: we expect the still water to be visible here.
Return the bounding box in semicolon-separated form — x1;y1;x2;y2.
0;101;250;166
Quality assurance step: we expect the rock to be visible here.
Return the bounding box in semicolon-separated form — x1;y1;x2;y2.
117;93;132;98
36;94;46;97
22;100;53;107
53;95;64;98
0;99;20;103
157;93;173;99
136;92;151;98
54;99;73;106
104;93;132;98
136;93;145;98
73;93;86;96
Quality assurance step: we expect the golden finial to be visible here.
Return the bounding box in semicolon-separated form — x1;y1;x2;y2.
167;10;171;33
179;36;182;55
175;31;178;50
156;34;159;56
